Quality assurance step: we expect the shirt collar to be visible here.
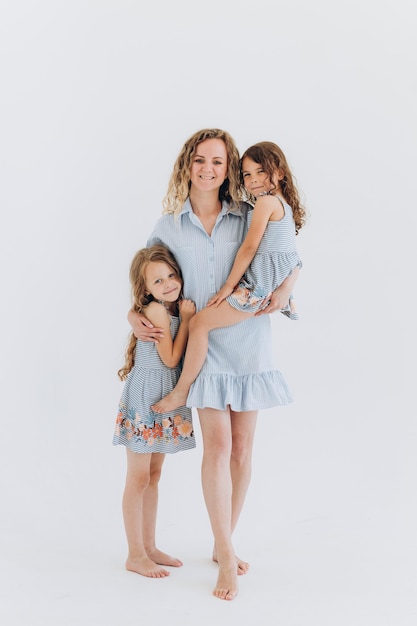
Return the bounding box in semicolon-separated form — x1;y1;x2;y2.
179;197;245;219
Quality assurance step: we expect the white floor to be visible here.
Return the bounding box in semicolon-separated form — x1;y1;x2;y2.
1;393;416;626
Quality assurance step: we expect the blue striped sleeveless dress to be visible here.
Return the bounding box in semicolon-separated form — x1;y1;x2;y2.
113;315;196;454
226;197;302;315
147;200;294;412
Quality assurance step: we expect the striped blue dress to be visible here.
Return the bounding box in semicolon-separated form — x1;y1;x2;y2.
148;199;294;412
227;197;302;316
113;314;196;454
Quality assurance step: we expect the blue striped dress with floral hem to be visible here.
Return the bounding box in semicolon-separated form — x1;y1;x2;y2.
113;315;196;453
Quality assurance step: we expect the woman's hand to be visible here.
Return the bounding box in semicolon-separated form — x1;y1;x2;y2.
256;284;291;315
256;266;300;316
179;299;196;322
127;309;164;343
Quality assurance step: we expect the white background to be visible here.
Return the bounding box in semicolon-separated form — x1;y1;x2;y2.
0;1;416;624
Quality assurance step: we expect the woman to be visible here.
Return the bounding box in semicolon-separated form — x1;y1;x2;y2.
128;128;299;600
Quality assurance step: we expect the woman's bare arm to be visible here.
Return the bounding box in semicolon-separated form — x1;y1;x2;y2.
127;308;165;343
255;265;300;316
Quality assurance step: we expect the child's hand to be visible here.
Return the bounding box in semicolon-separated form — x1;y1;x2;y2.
207;284;234;307
179;299;196;322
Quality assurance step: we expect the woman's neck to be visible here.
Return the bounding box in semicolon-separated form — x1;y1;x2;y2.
189;188;221;217
188;188;222;236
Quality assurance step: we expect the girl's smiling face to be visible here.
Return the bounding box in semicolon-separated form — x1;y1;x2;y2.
241;156;283;198
145;261;182;303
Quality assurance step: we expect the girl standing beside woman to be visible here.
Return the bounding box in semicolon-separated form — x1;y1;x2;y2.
128;129;303;600
152;141;305;414
113;244;196;578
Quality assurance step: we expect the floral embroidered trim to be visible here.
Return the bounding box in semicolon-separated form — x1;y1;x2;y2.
115;403;193;447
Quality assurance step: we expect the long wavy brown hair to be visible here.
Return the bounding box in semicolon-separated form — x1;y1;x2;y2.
241;142;307;234
162;128;242;216
117;245;183;381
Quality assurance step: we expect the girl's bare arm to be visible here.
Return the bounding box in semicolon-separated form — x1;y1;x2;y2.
208;196;281;306
147;300;195;367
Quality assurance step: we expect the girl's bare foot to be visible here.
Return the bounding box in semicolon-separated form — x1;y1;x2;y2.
212;548;249;575
213;560;238;601
126;555;170;578
151;389;188;413
147;548;183;567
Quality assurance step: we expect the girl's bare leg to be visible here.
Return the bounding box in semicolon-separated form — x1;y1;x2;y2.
122;448;170;578
142;452;183;567
152;302;250;414
212;410;257;575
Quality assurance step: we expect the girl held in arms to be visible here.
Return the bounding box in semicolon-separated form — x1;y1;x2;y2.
152;141;305;414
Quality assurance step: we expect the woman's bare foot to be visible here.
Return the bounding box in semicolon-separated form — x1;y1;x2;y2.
147;548;183;568
213;560;238;601
213;548;249;575
126;555;170;578
151;389;188;413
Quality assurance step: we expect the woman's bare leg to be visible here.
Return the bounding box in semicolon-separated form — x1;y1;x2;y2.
198;407;252;600
122;448;170;578
142;452;183;567
152;302;250;413
212;410;258;575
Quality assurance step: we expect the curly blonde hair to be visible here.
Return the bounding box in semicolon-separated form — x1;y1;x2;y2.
117;245;183;381
162;128;242;216
241;142;307;234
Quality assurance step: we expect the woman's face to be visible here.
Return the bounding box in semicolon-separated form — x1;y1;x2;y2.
189;138;228;192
